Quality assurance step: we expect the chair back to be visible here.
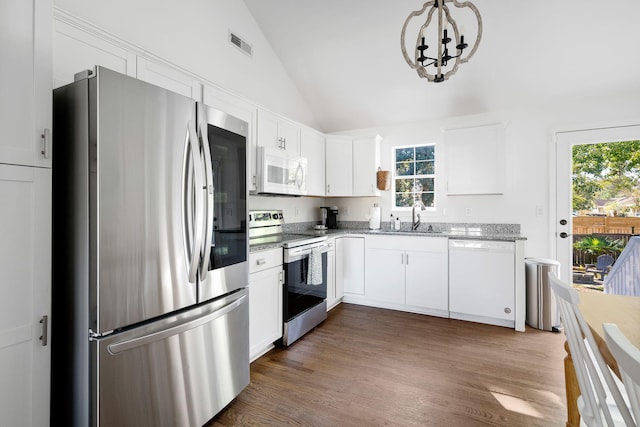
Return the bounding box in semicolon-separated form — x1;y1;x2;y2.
548;272;635;426
603;323;640;424
597;254;614;270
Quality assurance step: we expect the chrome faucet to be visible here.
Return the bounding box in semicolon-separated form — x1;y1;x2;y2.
412;201;426;230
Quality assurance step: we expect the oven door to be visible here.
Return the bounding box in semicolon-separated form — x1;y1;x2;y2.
257;147;307;195
284;243;328;322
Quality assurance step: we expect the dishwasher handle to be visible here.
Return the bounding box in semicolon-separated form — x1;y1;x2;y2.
449;240;514;251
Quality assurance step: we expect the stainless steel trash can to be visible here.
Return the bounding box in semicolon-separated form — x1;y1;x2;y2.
525;258;561;331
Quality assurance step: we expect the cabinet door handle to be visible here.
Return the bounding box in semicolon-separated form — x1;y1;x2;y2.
256;258;266;265
39;315;48;346
41;128;51;159
401;253;404;264
406;254;409;265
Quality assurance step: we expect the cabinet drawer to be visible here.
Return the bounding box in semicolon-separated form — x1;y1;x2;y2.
249;248;283;274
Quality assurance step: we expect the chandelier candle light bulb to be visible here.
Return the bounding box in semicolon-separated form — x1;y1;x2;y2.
401;0;482;83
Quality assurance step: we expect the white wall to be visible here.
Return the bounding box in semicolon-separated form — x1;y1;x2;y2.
330;93;640;260
54;0;320;129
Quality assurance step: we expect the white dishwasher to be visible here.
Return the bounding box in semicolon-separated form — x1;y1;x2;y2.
449;239;516;329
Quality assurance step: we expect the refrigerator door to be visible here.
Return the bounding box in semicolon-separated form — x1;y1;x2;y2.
92;67;200;333
197;104;249;302
94;289;249;427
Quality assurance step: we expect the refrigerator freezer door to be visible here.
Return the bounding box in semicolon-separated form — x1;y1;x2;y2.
92;67;199;333
94;289;249;427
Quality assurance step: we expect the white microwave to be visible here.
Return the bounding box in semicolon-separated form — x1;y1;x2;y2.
256;147;307;196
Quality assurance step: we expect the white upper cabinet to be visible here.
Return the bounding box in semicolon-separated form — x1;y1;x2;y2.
256;109;300;155
300;127;325;196
136;57;202;102
1;0;52;168
325;136;353;196
443;123;506;195
203;85;258;192
352;135;382;197
53;14;136;89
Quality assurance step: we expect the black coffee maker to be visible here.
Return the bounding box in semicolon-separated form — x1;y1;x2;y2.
320;206;339;229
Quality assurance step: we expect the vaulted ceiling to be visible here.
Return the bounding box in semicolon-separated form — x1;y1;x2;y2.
243;0;640;133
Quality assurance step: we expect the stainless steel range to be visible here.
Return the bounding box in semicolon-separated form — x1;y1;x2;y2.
249;210;328;346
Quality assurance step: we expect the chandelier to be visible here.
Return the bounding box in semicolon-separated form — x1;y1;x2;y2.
401;0;482;83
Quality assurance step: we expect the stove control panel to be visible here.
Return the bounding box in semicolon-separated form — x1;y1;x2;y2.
249;210;284;229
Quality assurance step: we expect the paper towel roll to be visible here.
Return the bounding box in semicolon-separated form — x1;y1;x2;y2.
369;205;381;229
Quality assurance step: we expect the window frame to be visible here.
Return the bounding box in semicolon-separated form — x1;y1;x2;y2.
392;143;436;211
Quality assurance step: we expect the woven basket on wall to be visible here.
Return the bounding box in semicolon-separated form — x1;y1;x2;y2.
376;168;390;191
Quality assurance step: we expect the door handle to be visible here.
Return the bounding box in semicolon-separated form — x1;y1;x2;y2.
184;121;204;284
108;294;247;354
559;232;571;238
197;114;214;280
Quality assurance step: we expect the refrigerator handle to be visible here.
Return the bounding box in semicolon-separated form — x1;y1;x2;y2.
183;120;205;284
197;110;215;280
107;293;247;354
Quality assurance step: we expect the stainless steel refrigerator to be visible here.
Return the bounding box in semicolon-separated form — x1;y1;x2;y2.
51;66;249;427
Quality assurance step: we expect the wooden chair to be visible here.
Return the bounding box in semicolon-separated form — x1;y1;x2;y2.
586;254;615;281
603;323;640;425
549;272;635;426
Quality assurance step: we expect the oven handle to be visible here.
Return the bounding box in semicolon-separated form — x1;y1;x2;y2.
285;243;328;262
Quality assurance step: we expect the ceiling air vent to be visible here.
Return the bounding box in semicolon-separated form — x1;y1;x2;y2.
229;31;252;57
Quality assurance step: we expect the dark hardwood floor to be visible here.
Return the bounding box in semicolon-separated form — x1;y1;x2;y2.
209;303;567;426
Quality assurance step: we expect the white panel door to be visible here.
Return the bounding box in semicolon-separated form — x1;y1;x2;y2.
325;137;353;196
365;248;405;304
300;127;325;196
405;250;448;311
336;237;365;295
248;267;282;360
0;165;51;427
53;18;136;88
136;57;202;101
352;136;380;197
1;0;52;168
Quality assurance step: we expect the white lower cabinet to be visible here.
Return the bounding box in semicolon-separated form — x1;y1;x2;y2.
405;249;448;312
365;248;405;304
0;164;51;427
358;235;449;317
326;237;342;310
336;236;365;296
248;248;283;361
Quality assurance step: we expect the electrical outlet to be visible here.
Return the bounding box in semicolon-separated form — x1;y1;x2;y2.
465;207;472;217
346;207;351;216
536;205;544;216
294;207;299;217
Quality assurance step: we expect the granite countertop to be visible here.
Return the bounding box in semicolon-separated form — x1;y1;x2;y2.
250;222;526;252
296;228;527;241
